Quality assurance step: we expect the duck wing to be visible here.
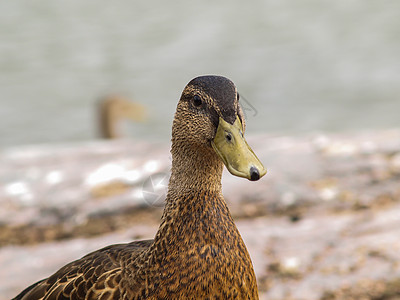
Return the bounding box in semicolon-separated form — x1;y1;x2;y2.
13;239;153;300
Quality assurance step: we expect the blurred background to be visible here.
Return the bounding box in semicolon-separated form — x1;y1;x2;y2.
1;0;399;147
2;1;400;299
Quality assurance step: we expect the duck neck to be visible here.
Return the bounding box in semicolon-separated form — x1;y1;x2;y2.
151;141;232;245
126;144;247;293
99;101;119;139
167;141;223;195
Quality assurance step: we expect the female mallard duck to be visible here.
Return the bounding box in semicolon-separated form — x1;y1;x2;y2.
14;75;267;300
99;95;146;139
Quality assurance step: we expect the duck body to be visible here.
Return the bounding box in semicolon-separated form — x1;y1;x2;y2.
127;189;258;299
17;191;256;299
14;76;265;300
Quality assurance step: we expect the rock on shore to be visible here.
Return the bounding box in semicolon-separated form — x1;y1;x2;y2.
1;129;400;299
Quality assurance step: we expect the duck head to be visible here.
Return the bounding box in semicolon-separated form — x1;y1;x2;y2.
172;75;266;181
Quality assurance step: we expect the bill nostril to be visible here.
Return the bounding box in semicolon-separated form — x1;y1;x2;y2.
250;167;260;181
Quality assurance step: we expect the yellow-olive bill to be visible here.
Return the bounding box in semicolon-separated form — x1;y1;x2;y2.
212;116;267;181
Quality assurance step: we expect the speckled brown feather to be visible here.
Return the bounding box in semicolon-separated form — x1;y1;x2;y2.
13;75;259;300
15;241;152;300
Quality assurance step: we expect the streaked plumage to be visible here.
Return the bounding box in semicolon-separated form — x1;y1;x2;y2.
14;75;266;300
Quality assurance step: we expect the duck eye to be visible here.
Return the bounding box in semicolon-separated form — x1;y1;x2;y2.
193;95;202;107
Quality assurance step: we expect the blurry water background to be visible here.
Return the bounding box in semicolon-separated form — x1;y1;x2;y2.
0;0;399;147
